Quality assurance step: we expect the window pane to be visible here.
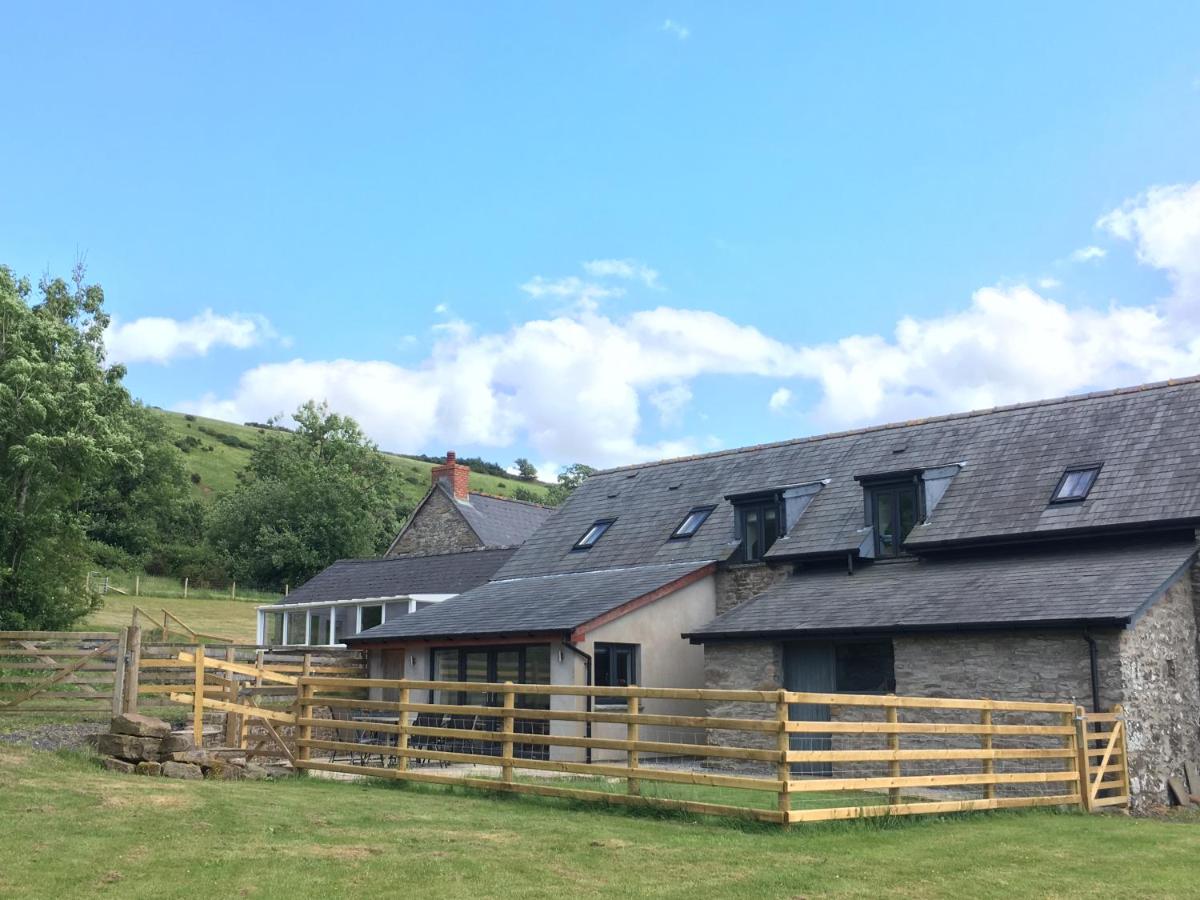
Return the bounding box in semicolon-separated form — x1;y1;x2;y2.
495;650;520;684
762;505;779;553
595;646;612;686
613;648;632;687
265;613;283;645
360;605;383;631
334;606;354;641
311;610;331;645
521;645;551;709
835;642;895;693
432;649;460;706
875;491;897;556
898;488;917;543
742;507;760;560
463;651;488;707
285;611;306;645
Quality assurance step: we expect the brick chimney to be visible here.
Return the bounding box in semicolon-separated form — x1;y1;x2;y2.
431;450;470;500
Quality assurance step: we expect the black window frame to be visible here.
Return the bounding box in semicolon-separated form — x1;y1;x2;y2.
670;505;715;540
572;518;615;551
733;494;783;563
594;642;639;706
1050;464;1102;504
429;644;552;708
863;477;922;558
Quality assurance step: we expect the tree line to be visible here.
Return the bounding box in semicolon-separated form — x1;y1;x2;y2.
0;265;590;629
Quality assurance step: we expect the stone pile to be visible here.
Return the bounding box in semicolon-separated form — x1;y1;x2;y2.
98;713;294;780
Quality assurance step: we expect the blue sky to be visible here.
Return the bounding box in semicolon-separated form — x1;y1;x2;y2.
3;3;1199;473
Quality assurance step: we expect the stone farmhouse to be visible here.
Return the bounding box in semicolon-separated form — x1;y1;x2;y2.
346;378;1200;802
256;453;552;654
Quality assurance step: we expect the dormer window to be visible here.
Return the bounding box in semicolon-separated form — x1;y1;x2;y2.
573;518;615;550
1051;465;1101;504
734;496;781;562
865;479;920;558
671;506;714;540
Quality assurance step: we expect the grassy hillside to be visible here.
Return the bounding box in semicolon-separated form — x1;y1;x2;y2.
154;409;550;508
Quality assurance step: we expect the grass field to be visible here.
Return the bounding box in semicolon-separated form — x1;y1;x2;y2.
154;409;551;506
0;745;1196;899
82;594;261;643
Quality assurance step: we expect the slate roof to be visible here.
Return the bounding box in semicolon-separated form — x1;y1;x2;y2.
685;538;1198;639
496;377;1200;580
345;560;713;642
276;549;515;606
456;491;555;548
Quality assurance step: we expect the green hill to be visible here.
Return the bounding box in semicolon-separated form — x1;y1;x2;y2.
153;409;551;509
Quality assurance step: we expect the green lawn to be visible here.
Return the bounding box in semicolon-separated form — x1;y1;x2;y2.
0;744;1196;899
82;594;261;643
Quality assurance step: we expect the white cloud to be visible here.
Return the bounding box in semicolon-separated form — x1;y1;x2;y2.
1069;245;1106;262
1098;181;1200;317
661;19;690;40
106;310;272;365
519;275;623;311
582;258;662;289
793;285;1200;426
186;179;1200;469
648;382;692;426
433;303;449;314
1037;277;1061;290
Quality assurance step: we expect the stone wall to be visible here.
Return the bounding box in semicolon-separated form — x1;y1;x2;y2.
714;563;790;615
702;641;782;757
388;488;483;557
1117;572;1200;805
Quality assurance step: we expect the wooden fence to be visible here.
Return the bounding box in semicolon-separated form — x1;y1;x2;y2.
1078;706;1130;810
0;632;126;716
287;677;1119;827
1;636;1135;826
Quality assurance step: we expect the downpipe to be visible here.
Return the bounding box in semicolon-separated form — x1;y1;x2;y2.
562;640;593;764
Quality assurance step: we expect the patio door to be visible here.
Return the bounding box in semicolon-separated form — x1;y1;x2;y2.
783;642;834;777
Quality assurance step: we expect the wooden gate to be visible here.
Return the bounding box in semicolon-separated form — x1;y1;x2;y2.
0;632;126;716
1077;705;1130;811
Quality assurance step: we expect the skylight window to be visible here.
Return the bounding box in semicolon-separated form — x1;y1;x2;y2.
1051;466;1101;503
573;518;615;550
671;506;714;540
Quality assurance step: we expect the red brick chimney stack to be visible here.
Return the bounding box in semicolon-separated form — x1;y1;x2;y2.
431;450;470;500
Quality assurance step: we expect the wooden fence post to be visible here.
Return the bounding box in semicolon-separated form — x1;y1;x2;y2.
231;581;236;601
981;708;994;801
501;681;515;784
162;610;170;642
1112;703;1129;802
1073;705;1091;812
888;704;901;804
223;646;239;747
627;693;640;796
193;648;205;746
777;689;791;827
397;685;410;772
296;668;313;770
123;626;141;715
113;627;129;716
134;575;140;597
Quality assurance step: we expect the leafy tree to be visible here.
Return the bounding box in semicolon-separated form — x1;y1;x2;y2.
0;264;131;628
546;463;595;506
207;401;409;588
83;402;206;576
513;457;538;481
510;486;542;504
